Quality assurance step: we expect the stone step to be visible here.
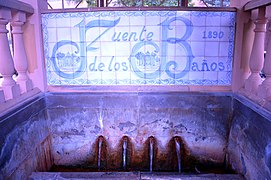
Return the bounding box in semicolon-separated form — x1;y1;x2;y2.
30;172;245;180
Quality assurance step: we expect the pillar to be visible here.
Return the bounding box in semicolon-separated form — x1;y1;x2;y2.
11;11;33;93
244;7;267;93
0;8;20;100
258;19;271;98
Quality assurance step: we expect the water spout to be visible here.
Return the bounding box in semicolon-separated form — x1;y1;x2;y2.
123;137;128;170
174;137;181;173
97;136;103;170
149;136;154;172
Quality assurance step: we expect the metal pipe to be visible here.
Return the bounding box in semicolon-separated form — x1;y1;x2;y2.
149;137;154;172
97;136;103;170
123;137;127;170
174;137;181;173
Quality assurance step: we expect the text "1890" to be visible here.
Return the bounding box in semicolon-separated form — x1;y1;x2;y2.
202;31;224;39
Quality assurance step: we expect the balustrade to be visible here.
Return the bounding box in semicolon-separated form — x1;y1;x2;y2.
11;11;33;93
244;7;267;93
242;1;271;105
258;19;271;99
0;1;34;110
0;8;20;100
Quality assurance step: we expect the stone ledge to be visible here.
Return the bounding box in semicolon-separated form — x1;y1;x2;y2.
0;88;42;117
29;172;245;180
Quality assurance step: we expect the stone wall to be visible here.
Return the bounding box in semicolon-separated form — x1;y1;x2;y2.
1;92;271;179
228;95;271;179
46;92;232;171
0;95;52;179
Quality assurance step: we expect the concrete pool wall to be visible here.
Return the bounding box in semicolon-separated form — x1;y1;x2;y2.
0;92;271;179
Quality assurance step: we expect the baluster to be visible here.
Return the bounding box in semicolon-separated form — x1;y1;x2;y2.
258;19;271;98
0;8;20;100
0;90;5;103
11;11;32;93
244;7;267;93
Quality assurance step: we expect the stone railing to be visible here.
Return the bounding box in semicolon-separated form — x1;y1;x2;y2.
241;0;271;106
0;0;40;114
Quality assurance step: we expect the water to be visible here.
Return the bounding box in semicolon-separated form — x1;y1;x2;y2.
149;137;154;172
123;137;127;170
174;137;181;173
97;136;103;170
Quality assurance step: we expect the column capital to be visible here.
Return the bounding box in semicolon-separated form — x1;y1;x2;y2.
0;8;11;21
11;21;24;34
12;11;26;23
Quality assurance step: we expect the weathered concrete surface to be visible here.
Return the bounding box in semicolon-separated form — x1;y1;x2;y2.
46;92;232;171
228;95;271;180
0;95;52;180
2;92;271;179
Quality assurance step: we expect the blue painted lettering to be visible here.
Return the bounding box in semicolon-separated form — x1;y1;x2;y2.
203;31;224;39
112;26;153;42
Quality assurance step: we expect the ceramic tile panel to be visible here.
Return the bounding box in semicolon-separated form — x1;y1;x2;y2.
42;10;235;86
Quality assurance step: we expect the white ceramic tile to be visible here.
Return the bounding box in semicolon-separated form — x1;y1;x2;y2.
48;42;57;58
87;69;102;82
206;12;221;27
219;42;230;57
175;17;192;27
203;71;218;81
100;42;116;57
130;69;144;84
191;26;206;41
189;71;204;81
175;25;191;41
144;25;160;42
85;26;100;43
191;41;205;56
220;12;235;27
101;56;116;72
167;44;176;57
96;27;115;43
190;12;206;27
218;71;231;83
70;27;81;43
205;42;219;57
86;41;101;57
171;56;190;72
175;43;191;57
203;27;224;41
116;70;131;84
45;17;57;28
114;42;132;57
56;16;71;28
111;26;130;42
145;16;161;26
117;16;130;26
44;10;234;86
101;70;116;84
218;57;230;71
218;26;230;42
176;11;190;18
129;16;145;26
70;16;85;28
57;28;71;41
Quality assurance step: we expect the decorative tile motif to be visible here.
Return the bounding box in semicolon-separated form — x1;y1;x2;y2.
42;10;236;86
